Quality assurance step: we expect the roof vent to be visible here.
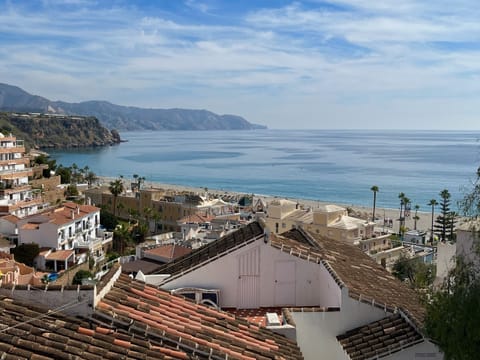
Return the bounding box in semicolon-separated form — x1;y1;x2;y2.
266;312;281;326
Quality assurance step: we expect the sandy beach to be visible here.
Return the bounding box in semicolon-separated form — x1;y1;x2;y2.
98;176;435;235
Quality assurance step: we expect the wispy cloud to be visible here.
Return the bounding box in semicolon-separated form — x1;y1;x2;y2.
0;0;479;129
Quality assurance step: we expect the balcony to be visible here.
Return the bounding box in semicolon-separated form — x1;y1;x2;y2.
0;197;42;214
74;236;103;250
0;168;33;180
0;146;25;154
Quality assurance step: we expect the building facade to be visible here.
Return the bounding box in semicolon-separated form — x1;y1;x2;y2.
18;202;112;264
0;133;41;217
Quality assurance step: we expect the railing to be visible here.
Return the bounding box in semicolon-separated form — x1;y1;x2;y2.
74;237;103;249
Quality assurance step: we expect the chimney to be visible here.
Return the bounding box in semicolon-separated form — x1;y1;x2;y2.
71;210;75;219
77;206;80;215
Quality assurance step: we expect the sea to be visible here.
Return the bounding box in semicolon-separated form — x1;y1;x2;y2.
47;129;480;212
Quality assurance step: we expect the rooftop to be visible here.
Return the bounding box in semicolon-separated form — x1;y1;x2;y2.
337;313;423;360
278;228;426;326
144;244;192;262
149;221;264;276
94;273;303;359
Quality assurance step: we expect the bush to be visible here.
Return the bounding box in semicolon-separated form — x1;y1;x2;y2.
72;269;93;285
12;243;40;267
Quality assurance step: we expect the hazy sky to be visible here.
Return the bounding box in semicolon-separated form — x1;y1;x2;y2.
1;0;479;129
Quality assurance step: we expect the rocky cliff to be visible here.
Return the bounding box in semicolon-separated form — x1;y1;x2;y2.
0;112;122;149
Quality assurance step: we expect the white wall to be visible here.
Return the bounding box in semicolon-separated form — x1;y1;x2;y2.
19;222;58;248
0;219;16;236
435;242;456;286
292;289;392;360
159;238;340;309
382;340;443;360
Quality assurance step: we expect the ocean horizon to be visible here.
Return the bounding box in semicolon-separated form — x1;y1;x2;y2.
48;129;480;212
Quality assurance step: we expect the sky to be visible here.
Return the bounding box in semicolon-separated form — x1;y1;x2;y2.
0;0;479;130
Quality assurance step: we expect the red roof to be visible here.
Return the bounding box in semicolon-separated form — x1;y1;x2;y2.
177;213;214;224
26;201;100;226
95;274;303;359
0;214;20;224
144;244;192;261
42;249;75;261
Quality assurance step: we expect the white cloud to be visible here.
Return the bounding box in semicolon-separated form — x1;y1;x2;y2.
0;1;479;129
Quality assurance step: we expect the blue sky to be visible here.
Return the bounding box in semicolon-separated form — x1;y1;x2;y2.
1;0;479;129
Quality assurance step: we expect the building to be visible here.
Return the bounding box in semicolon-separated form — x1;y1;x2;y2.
85;185;236;233
17;202;112;264
456;218;480;268
139;222;442;359
0;264;303;359
264;200;398;268
0;252;40;286
0;132;42;217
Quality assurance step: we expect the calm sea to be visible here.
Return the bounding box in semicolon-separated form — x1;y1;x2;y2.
48;129;480;211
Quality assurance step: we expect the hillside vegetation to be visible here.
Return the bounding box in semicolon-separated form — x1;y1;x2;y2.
0;83;266;131
0;112;121;149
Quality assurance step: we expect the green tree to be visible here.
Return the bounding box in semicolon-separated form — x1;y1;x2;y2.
109;177;124;216
84;171;98;188
65;184;79;198
413;204;420;230
56;165;72;184
392;255;435;289
370;185;379;222
425;257;480;360
398;192;406;235
12;243;40;267
113;224;131;255
434;189;455;242
459;166;480;216
72;270;93;285
100;208;118;231
428;199;438;243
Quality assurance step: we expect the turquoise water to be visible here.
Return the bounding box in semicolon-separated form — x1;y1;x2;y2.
48;129;480;211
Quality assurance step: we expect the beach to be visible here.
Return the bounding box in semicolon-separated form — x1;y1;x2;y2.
98;176;436;235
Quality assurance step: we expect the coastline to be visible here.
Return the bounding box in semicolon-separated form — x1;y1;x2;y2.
97;176;436;234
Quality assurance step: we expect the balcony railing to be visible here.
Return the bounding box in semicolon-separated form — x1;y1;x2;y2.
74;237;103;250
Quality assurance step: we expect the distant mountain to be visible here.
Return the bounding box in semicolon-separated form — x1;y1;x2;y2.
0;83;266;131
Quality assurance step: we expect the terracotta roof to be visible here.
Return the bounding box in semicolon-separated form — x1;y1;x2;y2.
43;249;75;261
223;307;284;327
0;214;20;224
21;223;40;230
94;273;303;359
25;202;100;227
336;313;423;360
121;259;163;274
277;228;426;326
0;296;171;359
149;221;264;276
144;244;192;262
177;213;214;224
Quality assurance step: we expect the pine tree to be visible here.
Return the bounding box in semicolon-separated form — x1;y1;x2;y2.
434;189;455;242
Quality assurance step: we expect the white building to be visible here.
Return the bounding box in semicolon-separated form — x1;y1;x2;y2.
138;222;443;360
456;219;480;268
0;133;42;217
18;202;112;264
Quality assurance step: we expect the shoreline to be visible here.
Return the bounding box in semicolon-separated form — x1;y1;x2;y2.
97;176;436;234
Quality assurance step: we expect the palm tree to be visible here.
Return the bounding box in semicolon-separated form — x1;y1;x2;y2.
109;177;124;216
428;199;438;244
84;171;98;188
143;207;153;234
398;192;405;235
370;185;379;223
413;204;420;230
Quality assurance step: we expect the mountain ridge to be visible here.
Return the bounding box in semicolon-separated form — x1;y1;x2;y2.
0;83;266;131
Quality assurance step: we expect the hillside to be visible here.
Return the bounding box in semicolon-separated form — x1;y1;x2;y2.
0;83;266;131
0;112;121;149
